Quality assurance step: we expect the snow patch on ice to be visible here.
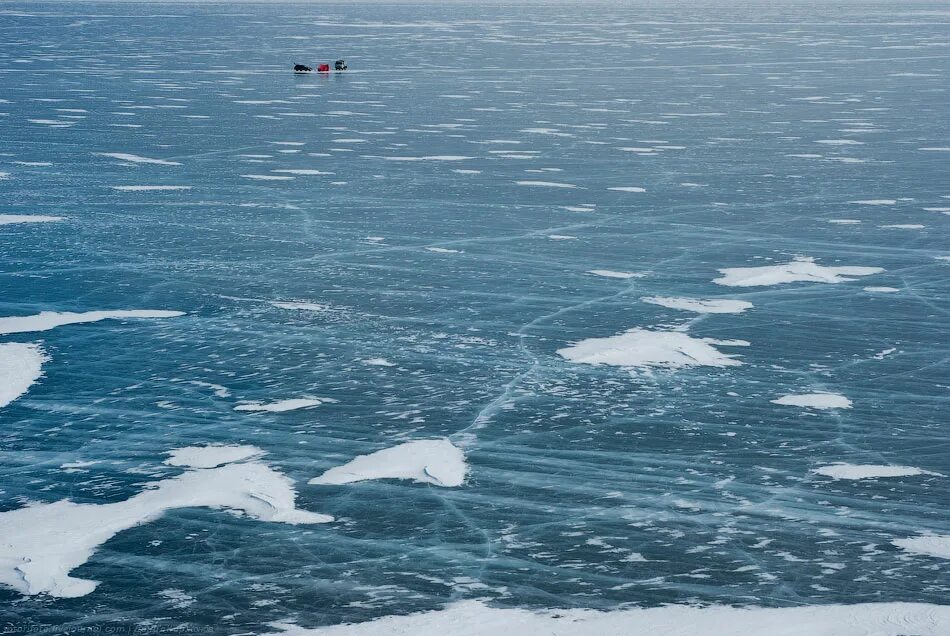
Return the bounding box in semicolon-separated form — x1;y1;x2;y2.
607;186;647;193
362;358;396;367
111;185;191;191
0;342;47;408
310;439;467;488
95;153;181;166
0;214;64;225
241;174;294;180
813;464;942;480
271;170;333;176
642;296;753;314
771;393;852;409
713;258;882;287
557;329;743;370
263;599;950;636
271;301;331;312
514;180;577;188
0;310;184;335
234;398;331;413
587;270;644;279
0;450;331;598
384;156;473;161
164;445;263;468
893;536;950;560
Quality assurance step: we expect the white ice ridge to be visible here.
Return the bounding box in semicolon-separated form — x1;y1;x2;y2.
0;342;47;408
713;257;883;287
771;393;852;409
263;599;950;636
0;214;65;225
234;398;333;413
0;310;185;335
310;439;467;488
0;446;331;598
893;536;950;560
813;464;943;480
642;296;753;314
95;152;181;166
557;328;743;370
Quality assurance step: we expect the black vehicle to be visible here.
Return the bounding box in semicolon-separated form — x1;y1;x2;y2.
334;59;347;71
293;64;312;73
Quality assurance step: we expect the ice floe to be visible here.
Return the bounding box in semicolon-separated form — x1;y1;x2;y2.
863;286;900;293
813;464;942;480
713;258;882;287
95;152;181;166
557;329;743;370
0;342;47;408
849;199;896;205
607;186;646;193
310;439;467;487
264;599;950;636
0;448;330;598
893;536;950;560
0;310;184;335
234;398;331;413
771;393;852;409
0;214;64;225
642;296;753;314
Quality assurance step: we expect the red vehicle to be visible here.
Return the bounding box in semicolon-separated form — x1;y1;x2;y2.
317;63;330;72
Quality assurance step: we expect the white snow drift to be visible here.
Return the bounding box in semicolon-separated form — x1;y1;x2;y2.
713;258;882;287
0;446;331;598
263;599;950;636
557;329;743;370
0;310;184;335
0;342;48;408
310;439;467;488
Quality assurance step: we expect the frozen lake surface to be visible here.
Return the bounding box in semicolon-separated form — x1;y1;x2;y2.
0;0;948;632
